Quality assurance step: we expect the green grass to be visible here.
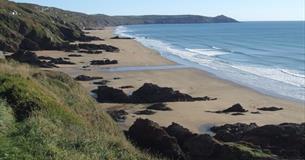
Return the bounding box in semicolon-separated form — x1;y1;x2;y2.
0;61;160;160
226;142;274;159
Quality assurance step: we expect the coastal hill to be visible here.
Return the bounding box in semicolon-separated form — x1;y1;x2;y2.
0;0;86;52
21;3;238;29
0;0;238;53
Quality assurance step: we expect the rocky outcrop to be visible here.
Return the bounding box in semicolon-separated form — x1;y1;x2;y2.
7;50;56;68
127;119;276;160
131;83;215;103
95;83;216;103
128;119;186;160
78;43;119;52
134;110;156;115
78;50;103;54
90;59;118;65
93;80;110;86
165;123;195;147
147;103;172;111
110;36;134;39
68;54;83;57
257;107;283;111
242;123;305;159
74;75;103;81
214;103;248;113
210;123;258;142
96;86;130;103
211;123;305;159
49;58;75;65
78;35;104;42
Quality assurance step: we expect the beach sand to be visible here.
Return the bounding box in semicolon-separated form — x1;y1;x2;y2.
35;27;305;133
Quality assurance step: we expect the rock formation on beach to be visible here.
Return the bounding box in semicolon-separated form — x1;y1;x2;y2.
126;119;289;160
95;83;216;103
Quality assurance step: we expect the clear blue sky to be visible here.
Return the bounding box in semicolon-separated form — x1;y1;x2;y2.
12;0;305;21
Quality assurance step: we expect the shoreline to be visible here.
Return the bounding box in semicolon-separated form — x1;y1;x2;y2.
36;27;305;133
114;25;305;103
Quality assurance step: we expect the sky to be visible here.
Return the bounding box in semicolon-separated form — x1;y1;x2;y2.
12;0;305;21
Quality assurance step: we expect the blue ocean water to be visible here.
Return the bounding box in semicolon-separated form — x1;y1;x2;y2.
115;22;305;102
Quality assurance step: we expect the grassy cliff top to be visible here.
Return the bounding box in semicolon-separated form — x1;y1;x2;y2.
0;60;160;160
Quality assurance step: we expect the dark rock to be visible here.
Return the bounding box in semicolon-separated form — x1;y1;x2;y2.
147;103;172;111
93;83;215;103
165;122;195;147
78;43;119;52
78;35;104;42
50;58;75;65
93;80;110;86
257;107;283;111
68;54;83;57
215;103;248;113
74;75;103;81
128;119;186;160
130;83;212;103
183;134;223;160
242;123;305;159
110;36;134;39
211;123;305;159
96;86;130;103
38;56;55;61
113;77;121;80
211;123;258;142
231;113;245;116
251;111;261;114
90;59;118;65
7;50;56;68
78;50;103;54
119;85;134;89
107;110;128;122
134;109;156;115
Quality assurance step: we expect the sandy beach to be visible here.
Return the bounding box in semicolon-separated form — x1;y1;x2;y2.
36;27;305;133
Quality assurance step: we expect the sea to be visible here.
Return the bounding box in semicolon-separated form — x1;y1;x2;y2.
115;21;305;102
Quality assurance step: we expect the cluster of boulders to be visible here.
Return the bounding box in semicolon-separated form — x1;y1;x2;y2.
209;104;284;116
211;123;305;159
6;50;57;68
78;43;119;52
126;119;289;160
90;59;118;65
95;83;217;103
60;43;119;53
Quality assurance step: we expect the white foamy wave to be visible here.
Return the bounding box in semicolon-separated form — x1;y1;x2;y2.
114;26;133;38
135;37;217;67
232;65;305;88
186;48;229;57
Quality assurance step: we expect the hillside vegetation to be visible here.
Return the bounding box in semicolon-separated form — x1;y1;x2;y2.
0;0;237;52
0;0;84;52
0;60;160;160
